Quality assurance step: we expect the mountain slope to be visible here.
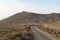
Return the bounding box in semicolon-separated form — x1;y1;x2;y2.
0;11;60;40
0;11;60;29
0;11;60;24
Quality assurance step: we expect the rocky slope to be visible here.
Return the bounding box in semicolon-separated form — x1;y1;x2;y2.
0;11;60;23
0;11;60;29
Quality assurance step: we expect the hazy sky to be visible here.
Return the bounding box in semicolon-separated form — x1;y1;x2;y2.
0;0;60;20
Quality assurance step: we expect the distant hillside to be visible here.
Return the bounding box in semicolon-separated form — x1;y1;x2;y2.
0;11;60;24
0;11;60;29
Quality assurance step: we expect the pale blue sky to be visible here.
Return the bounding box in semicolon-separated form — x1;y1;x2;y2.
0;0;60;20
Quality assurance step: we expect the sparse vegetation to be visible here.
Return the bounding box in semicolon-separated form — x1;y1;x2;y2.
37;24;60;40
0;24;33;40
0;11;60;40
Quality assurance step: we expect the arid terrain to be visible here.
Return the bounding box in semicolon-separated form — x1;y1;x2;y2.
0;11;60;40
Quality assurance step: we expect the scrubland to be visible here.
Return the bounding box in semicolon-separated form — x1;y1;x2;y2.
37;22;60;40
0;23;33;40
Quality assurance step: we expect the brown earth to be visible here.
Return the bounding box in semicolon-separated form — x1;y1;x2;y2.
0;11;60;40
